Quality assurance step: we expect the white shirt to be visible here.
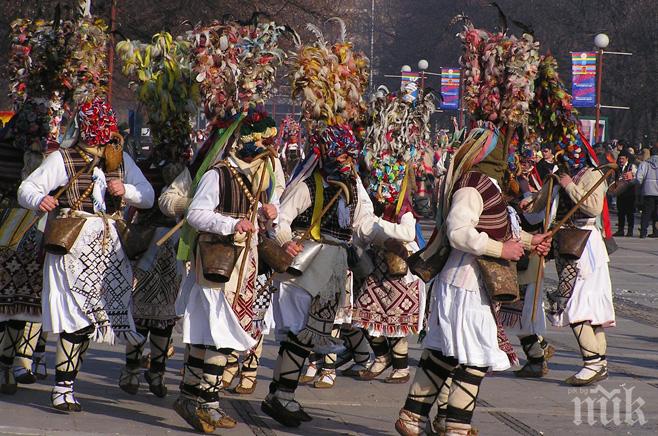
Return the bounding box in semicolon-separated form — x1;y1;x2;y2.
18;150;154;211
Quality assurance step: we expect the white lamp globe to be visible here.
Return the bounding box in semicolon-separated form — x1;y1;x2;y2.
401;65;412;73
418;59;429;71
594;33;609;49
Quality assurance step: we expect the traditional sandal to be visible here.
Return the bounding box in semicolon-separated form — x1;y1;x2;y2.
196;400;237;429
395;408;436;436
385;368;411;384
233;371;257;395
299;361;319;384
144;370;167;398
261;394;302;428
360;356;392;380
565;365;608;386
341;363;369;378
119;365;140;395
173;396;215;433
313;369;336;389
51;383;82;412
14;367;37;384
1;364;17;395
514;361;548;378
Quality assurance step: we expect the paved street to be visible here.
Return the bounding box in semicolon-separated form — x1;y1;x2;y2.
1;226;657;436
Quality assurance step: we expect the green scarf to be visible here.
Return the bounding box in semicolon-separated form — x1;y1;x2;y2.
176;115;244;261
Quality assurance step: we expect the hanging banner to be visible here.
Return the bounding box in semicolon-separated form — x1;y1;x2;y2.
571;51;597;108
440;68;461;110
400;72;420;103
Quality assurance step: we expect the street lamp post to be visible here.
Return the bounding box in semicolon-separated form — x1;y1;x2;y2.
594;33;609;143
418;59;429;91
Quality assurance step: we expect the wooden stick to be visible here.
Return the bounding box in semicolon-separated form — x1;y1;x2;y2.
531;176;553;323
155;218;186;247
9;159;96;246
547;167;616;237
155;148;276;247
234;157;271;295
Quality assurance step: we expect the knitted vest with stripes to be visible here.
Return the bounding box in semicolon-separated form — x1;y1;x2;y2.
454;171;511;242
211;163;252;220
556;167;592;222
291;173;357;242
59;147;124;214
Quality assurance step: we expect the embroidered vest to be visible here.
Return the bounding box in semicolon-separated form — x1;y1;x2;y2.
556;167;591;221
454;171;511;242
58;147;124;214
291;172;357;242
212;163;252;220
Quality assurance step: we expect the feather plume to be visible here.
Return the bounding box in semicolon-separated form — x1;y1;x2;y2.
327;17;347;42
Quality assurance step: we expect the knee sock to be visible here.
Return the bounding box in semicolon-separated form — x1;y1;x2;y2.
148;325;174;375
390;337;409;370
368;335;390;373
222;349;240;387
181;344;205;398
446;365;487;425
270;332;312;394
435;373;453;429
403;349;458;418
14;322;41;376
343;328;370;366
593;325;607;365
55;329;91;389
243;335;263;372
199;347;231;403
519;334;545;364
0;320;25;367
125;326;149;369
571;321;603;365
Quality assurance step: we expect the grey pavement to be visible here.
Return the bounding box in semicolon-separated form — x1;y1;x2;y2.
1;221;657;435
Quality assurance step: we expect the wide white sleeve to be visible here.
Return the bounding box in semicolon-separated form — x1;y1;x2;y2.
564;168;604;217
273;181;312;245
353;179;416;245
18;151;69;211
273;158;287;199
446;187;503;258
122;152;155;209
159;168;192;218
186;170;239;235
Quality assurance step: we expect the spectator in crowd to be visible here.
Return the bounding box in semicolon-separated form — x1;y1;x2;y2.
639;147;651;162
536;144;556;181
610;140;623;161
635;145;658;238
613;149;637;237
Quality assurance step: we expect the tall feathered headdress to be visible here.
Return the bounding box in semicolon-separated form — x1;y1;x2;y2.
289;18;369;126
364;87;435;205
189;18;293;121
117;32;199;163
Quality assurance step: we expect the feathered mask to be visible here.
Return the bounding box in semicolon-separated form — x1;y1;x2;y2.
289;18;369;125
78;97;118;147
364;88;435;203
190;18;292;120
8;1;109;150
458;21;540;128
117;32;199;163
